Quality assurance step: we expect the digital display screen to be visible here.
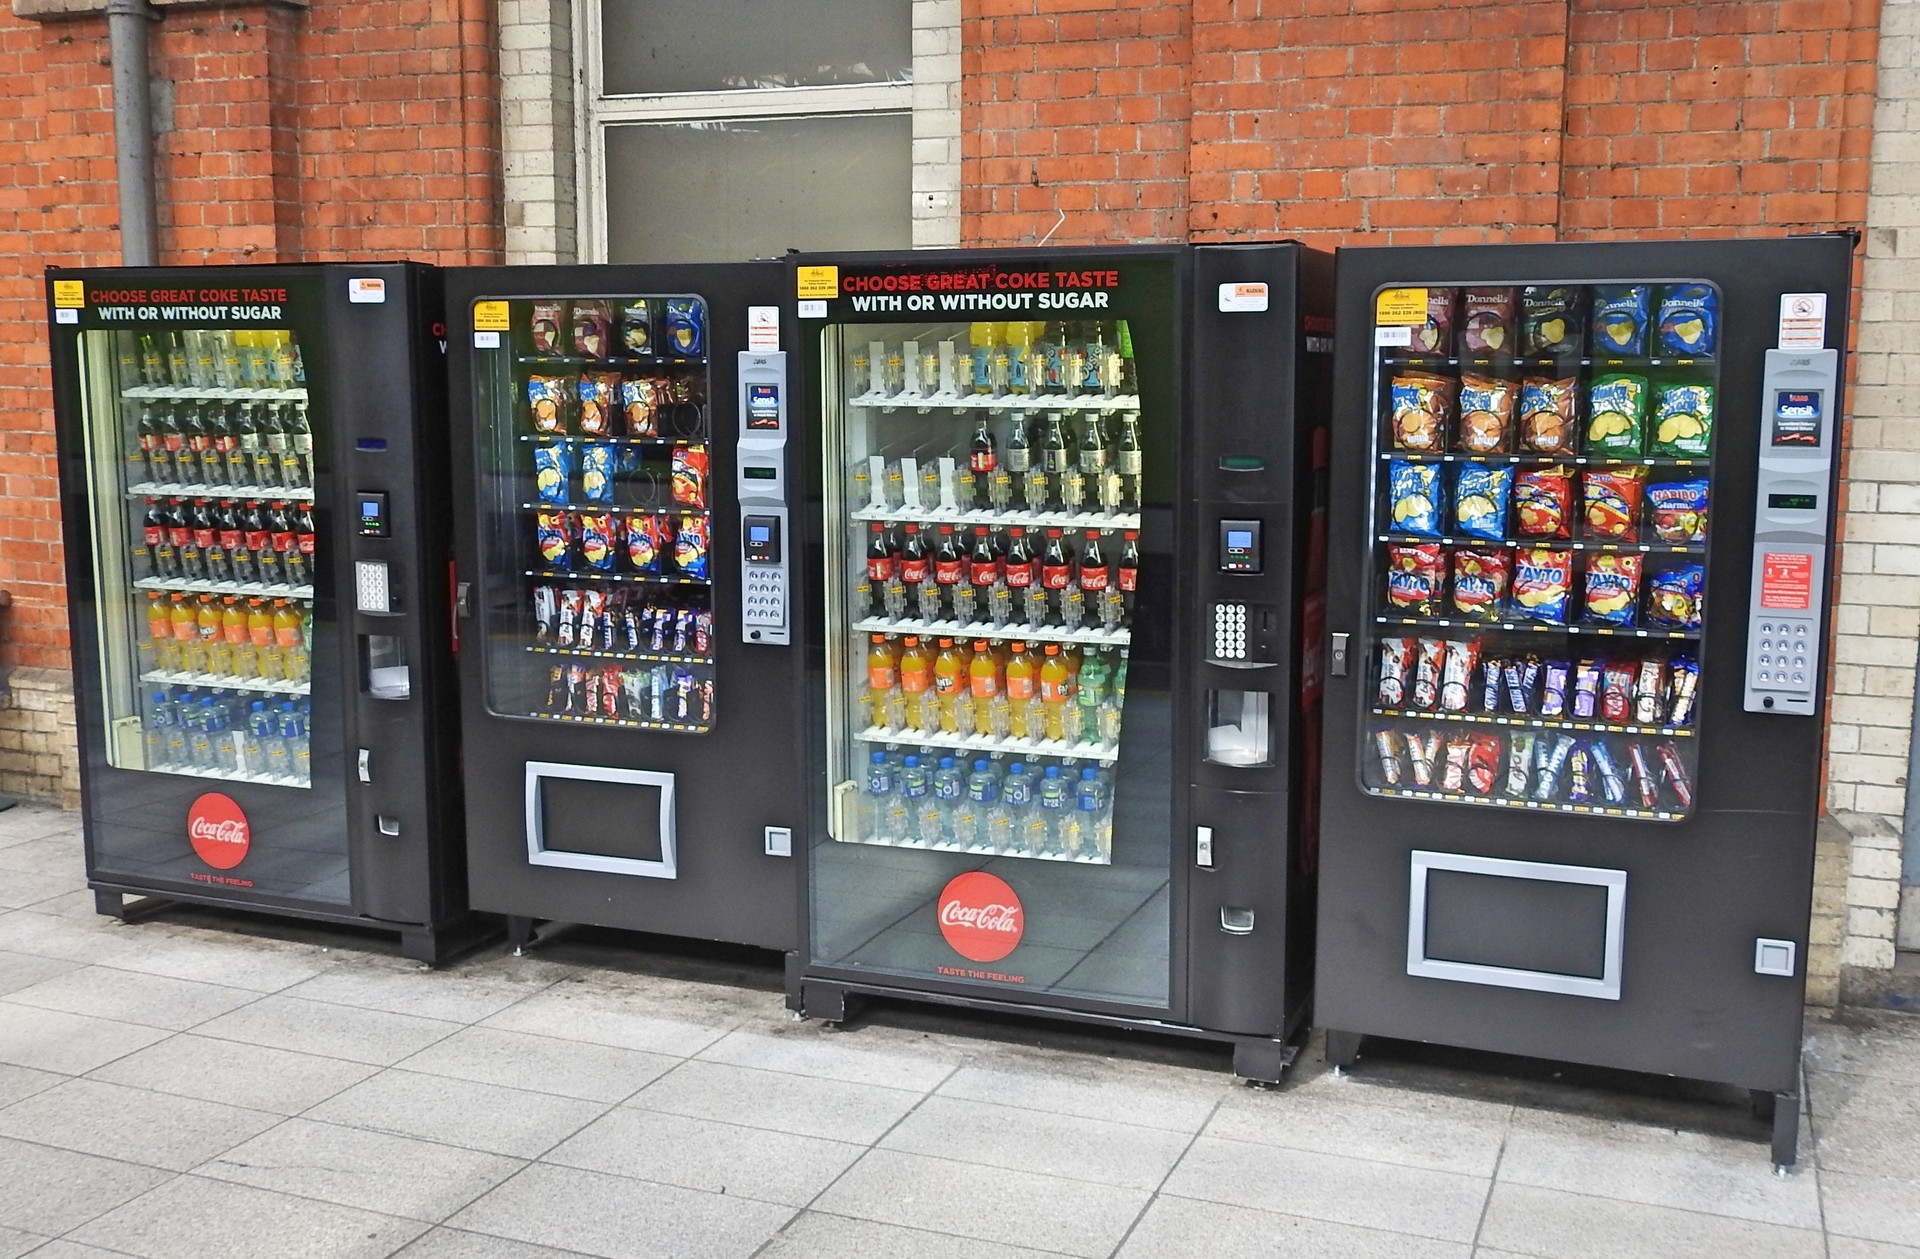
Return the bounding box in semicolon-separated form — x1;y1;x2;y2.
1219;455;1266;472
1768;493;1818;511
362;501;380;517
1227;530;1253;550
1771;390;1823;447
749;525;770;544
744;466;776;480
746;383;782;429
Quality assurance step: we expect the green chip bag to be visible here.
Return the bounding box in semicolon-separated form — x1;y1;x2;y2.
1649;381;1716;458
1585;373;1648;456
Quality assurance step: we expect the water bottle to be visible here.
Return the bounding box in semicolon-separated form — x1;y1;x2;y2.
264;704;293;780
965;759;1000;852
1037;764;1070;854
927;755;963;848
863;750;894;842
986;761;1025;855
189;697;218;770
143;690;175;769
897;755;929;847
165;689;195;769
281;702;310;786
1074;766;1109;861
240;700;271;777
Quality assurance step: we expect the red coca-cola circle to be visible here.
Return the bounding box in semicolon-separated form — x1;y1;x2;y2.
187;792;251;870
936;871;1024;963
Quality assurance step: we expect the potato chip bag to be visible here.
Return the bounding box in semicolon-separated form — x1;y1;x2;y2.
530;301;564;354
535;510;571;568
1647;478;1709;544
1408;288;1457;354
671;442;709;508
1390;371;1453;452
619;299;652;354
1582;467;1646;541
1514;465;1573;538
1459;288;1517;356
579;512;616;571
1656;284;1718;356
572;300;613;358
1511;547;1574;624
580;443;615;504
1520;286;1584;356
534;442;570;504
1451;549;1510;618
1647;564;1704;630
1457;374;1515;453
665;298;706;357
1649;381;1715;458
1590;285;1652;356
626;513;664;575
1453;463;1513;541
1387;460;1443;536
621;377;660;438
578;372;618;436
1586;373;1648;455
673;512;710;580
1582;552;1643;626
1517;375;1578;455
528;375;570;434
1385;543;1445;615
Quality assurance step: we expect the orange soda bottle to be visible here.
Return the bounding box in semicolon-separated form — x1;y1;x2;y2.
1004;641;1036;738
898;635;932;731
968;638;1000;735
1039;643;1072;741
932;637;965;733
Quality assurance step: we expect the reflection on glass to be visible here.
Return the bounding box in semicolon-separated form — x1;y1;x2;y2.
600;0;911;95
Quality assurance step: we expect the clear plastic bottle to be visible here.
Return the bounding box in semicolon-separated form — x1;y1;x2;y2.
930;755;965;849
188;697;218;770
897;754;930;847
1037;764;1071;854
285;705;310;785
142;690;175;769
964;759;1000;852
1075;766;1110;860
863;750;895;842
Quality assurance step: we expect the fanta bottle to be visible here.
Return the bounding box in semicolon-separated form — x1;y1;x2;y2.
968;639;1000;735
932;637;965;733
1039;644;1072;741
1003;641;1036;739
898;636;933;732
146;591;171;643
867;634;898;729
246;597;276;679
272;598;302;649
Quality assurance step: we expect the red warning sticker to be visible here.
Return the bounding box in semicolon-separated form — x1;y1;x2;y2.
1760;552;1814;610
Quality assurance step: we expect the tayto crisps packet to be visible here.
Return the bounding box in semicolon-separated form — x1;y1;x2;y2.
1586;373;1649;455
1451;549;1510;618
580;443;615;504
1650;381;1716;458
1657;284;1718;356
1648;479;1709;544
621;378;660;438
1408;287;1457;354
1389;372;1453;452
674;512;710;580
1582;467;1646;541
534;442;570;503
579;512;616;572
1387;459;1443;536
1385;543;1445;615
1512;546;1574;624
572;300;613;358
1583;552;1644;627
1453;463;1513;541
1377;637;1416;707
1520;286;1583;356
1514;465;1573;538
1410;637;1446;711
1459;288;1517;356
672;443;709;508
1647;564;1704;631
626;513;665;575
528;375;570;434
578;372;618;436
1590;285;1652;356
536;509;572;569
1517;375;1578;455
1457;374;1515;454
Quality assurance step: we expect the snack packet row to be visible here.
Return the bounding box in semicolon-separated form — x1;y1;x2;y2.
544;660;713;726
527;371;703;439
1387;540;1703;630
1395;284;1717;360
1371;725;1694;810
535;509;711;580
533;584;714;658
528;298;707;360
1376;635;1699;727
1389;459;1708;546
1389;369;1715;459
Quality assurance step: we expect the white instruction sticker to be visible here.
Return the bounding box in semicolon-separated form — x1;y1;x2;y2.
473;331;501;349
1778;292;1827;349
54;308;78;325
1218;282;1269;313
797;300;827;319
1374;325;1413;347
348;277;388;304
748;305;780;350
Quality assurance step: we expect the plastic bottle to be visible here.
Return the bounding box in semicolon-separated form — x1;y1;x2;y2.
898;636;933;733
187;696;217;769
143;691;175;769
931;756;965;850
1039;644;1071;741
932;637;965;734
969;322;999;395
867;634;898;730
1002;641;1036;739
863;750;895;842
967;638;1000;736
964;758;1000;852
264;703;293;779
897;754;930;847
1037;764;1071;853
283;704;310;785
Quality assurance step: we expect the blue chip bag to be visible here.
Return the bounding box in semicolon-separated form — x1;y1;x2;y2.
1647;478;1709;543
580;443;615;503
579;512;616;572
1453;463;1513;541
1590;285;1652;356
665;298;706;358
534;442;570;504
535;510;571;569
1657;284;1718;356
1647;563;1704;630
1387;459;1443;537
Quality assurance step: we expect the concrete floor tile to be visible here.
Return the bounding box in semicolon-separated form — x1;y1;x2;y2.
628;1059;921;1145
812;1148;1146;1259
695;1027;961;1093
761;1213;1067;1259
4;964;258;1031
1810;1070;1920;1178
0;1002;169;1074
395;1229;600;1259
0;1226;42;1259
0;911;146;966
544;1108;864;1207
448;1162;794;1258
1829;1239;1920;1259
0;950;79;997
282;963;554;1026
1478;1181;1826;1259
1804;1012;1920;1084
1165;1134;1490;1244
480;986;735;1058
0;1078;278;1172
0;1062;64;1108
936;1061;1226;1134
1498;1109;1821;1229
70;1173;427;1259
305;1068;608;1158
882;1094;1191;1191
11;1243;134;1259
103;934;335;993
1120;1194;1474;1259
395;1026;676;1104
1821;1169;1920;1249
0;1136;173;1237
0;870;81;910
0;809;80;848
88;1031;378;1114
198;1118;526;1222
0;836;85;880
193;995;463;1065
1209;1085;1509;1177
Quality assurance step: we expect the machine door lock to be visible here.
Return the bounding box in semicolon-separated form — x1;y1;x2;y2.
357;748;372;783
1330;632;1350;677
455;581;472;619
1196;825;1215;868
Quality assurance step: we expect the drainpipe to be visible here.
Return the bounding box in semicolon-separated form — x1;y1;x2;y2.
106;0;159;266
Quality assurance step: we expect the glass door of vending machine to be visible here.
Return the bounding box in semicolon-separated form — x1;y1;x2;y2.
802;254;1183;1011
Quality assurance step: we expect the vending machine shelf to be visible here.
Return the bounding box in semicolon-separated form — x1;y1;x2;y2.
1374;615;1701;641
1370;785;1680;822
515;353;706;370
851;828;1111;864
1377;533;1704;556
1377;354;1713;371
525;568;709;588
136;576;315;600
856;724;1119;766
848;390;1142;414
850;505;1142;531
141;669;310;697
515;434;692;448
851;614;1131;649
525;643;710;667
1376;452;1709;469
122;384;309;402
538;710;710;734
145;760;311;789
127;483;316;502
1371;707;1694;739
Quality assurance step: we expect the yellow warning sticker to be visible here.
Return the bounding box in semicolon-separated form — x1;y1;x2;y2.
52;280;84;309
472;300;510;332
1375;287;1428;326
796;266;839;301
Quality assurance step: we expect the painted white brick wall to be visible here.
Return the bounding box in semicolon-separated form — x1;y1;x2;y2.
499;0;577;265
1833;0;1920;975
913;0;962;248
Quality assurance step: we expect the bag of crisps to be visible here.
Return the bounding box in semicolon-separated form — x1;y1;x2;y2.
1517;375;1578;455
1649;381;1715;458
1408;288;1457;354
1520;286;1583;356
1657;284;1718;356
1385;543;1445;615
1453;463;1513;541
1457;374;1515;453
1514;465;1573;538
1459;289;1517;357
1586;373;1648;455
1647;478;1709;543
1590;285;1652;356
1647;564;1704;631
1388;460;1443;536
1511;547;1574;624
1582;467;1646;542
534;442;570;504
1390;372;1453;452
1451;549;1510;618
1583;552;1643;626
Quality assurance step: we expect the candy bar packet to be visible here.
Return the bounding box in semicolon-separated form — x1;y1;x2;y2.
1387;459;1443;536
1451;549;1510;618
1647;478;1709;543
1457;373;1515;453
1517;375;1579;455
1657;284;1718;356
1377;637;1416;707
1586;373;1649;455
1571;660;1603;719
1649;381;1716;458
1440;638;1480;713
1591;285;1652;356
1514;465;1574;539
1582;467;1647;541
1389;372;1454;453
1601;662;1637;723
1520;286;1583;356
1459;288;1517;357
1410;638;1446;711
1454;463;1513;541
1385;542;1446;615
1409;287;1458;354
530;301;564;354
1372;730;1406;786
1512;546;1574;624
1504;731;1536;797
1582;552;1644;627
1441;735;1474;793
1467;733;1502;796
572;300;613;358
528;375;570;434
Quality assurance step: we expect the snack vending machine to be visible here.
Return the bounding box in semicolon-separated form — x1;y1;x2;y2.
1313;237;1853;1165
46;264;471;961
788;244;1331;1079
446;265;805;951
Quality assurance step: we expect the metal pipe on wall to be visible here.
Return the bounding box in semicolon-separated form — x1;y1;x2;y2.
105;0;158;266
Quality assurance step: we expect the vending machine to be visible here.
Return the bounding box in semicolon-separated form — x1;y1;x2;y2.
445;265;806;951
1313;236;1853;1165
45;264;472;962
787;244;1331;1080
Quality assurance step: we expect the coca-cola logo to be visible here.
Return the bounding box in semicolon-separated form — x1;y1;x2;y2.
937;871;1024;962
188;792;251;870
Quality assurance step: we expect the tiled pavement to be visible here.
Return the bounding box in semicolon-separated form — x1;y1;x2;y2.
0;801;1916;1259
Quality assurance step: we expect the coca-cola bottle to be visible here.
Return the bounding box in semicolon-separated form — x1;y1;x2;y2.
1004;526;1040;626
224;404;251;486
1039;527;1072;623
145;498;176;579
180;404;209;488
180;500;209;581
156;404;185;487
1077;414;1108;476
1116;412;1144;509
294;505;316;581
968;419;998;476
128;405;154;486
287;403;313;489
218;503;252;584
253;403;284;489
278;405;305;488
863;522;894;619
969;526;1001;590
246;501;281;587
1077;530;1108;596
932;525;964;618
204;502;233;583
270;501;302;588
1118;530;1140;618
898;523;930;609
200;404;231;486
234;403;261;488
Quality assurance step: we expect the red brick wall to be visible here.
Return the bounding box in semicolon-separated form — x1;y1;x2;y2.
0;0;501;671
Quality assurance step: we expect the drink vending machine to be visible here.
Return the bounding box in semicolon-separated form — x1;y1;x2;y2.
788;244;1331;1079
45;264;472;961
445;264;806;951
1312;237;1853;1166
